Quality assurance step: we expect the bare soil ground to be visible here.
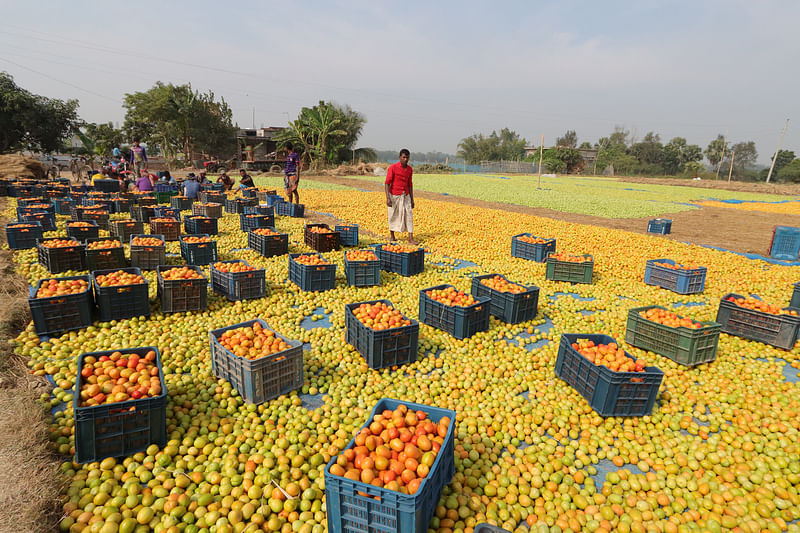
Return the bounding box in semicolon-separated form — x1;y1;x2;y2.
299;174;800;256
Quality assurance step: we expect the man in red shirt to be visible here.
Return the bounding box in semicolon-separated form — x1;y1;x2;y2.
384;149;416;243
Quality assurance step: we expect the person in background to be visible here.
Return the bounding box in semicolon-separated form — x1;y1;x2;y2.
129;138;147;178
117;174;128;193
238;168;254;189
112;146;121;161
182;174;201;200
134;172;153;192
384;148;416;244
217;170;233;191
284;142;300;203
198;170;210;184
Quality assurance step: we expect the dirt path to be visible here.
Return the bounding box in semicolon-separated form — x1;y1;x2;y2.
299;174;800;256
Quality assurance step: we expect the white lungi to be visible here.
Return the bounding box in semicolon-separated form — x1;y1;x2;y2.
387;193;413;233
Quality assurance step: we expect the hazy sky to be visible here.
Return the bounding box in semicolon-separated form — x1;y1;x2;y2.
1;1;798;163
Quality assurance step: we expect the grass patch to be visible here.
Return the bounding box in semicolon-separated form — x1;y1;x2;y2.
252;175;357;192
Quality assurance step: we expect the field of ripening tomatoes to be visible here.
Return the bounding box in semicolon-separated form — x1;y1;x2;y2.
5;182;800;533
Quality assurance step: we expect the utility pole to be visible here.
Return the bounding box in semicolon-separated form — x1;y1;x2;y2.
252;108;255;129
538;134;544;188
765;119;790;183
727;151;736;182
714;130;728;180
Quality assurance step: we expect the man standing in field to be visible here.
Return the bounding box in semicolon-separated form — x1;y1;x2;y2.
385;149;416;243
284;142;300;204
129;138;147;178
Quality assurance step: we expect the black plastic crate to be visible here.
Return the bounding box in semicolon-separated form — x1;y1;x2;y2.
374;244;425;276
82;211;109;232
170;195;194;211
153;206;180;220
17;204;55;218
52;197;74;215
179;234;218;265
184;215;218;236
20;211;56;232
109;219;141;241
130;205;156;223
241;186;258;198
275;201;305;217
93;178;120;193
210;260;266;301
304;223;341;253
791;282;800;309
256;189;277;202
644;259;706;295
129;234;166;270
243;204;274;216
716;293;800;350
555;334;664;417
64;221;98;242
344;253;381;287
511;233;557;262
92;267;150;321
647;218;672;235
225;197;256;214
5;222;43;249
471;274;539;324
73;347;166;463
149;217;180;241
248;228;289;258
209;319;303;404
201;183;224;192
288;253;337;292
37;238;86;274
265;195;284;208
545;253;594;284
156;265;207;313
154;182;178;193
345;300;419;369
28;275;93;336
132;194;157;206
198;191;224;204
71;204;106;220
240;213;275;232
335;224;359;246
16;196;47;207
113;198;131;213
625;306;720;366
474;525;511;533
85;237;128;271
191;202;223;218
418;284;491;339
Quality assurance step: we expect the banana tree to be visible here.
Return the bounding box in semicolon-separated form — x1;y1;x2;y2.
169;87;198;166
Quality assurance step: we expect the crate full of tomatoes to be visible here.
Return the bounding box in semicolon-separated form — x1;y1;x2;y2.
129;235;165;271
555;334;664;417
644;258;706;295
28;275;94;337
92;268;150;322
374;243;424;276
5;221;43;249
288;253;337;292
511;233;556;262
324;399;455;533
470;273;539;324
210;260;266;301
545;252;594;284
248;227;288;258
66;220;99;242
715;294;800;350
37;237;86;274
304;223;340;253
209;318;303;404
156;265;207;313
184;215;218;236
419;284;490;339
344;249;381;287
149;217;180;241
74;347;167;463
345;300;419;369
179;234;218;265
85;237;127;271
625;306;720;366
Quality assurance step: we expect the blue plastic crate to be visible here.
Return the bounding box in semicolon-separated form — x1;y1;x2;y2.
5;221;43;249
210;260;266;301
209;318;303;404
344;253;381;287
374;244;425;276
770;226;800;260
225;197;257;214
288;253;337;292
511;233;556;262
555;334;664;417
474;526;511;533
243;204;274;216
644;259;706;295
324;399;455;533
179;234;218;265
154;182;178;193
716;293;800;350
28;275;94;336
92;267;150;321
248;228;289;258
335;224;359;246
240;213;275;232
276;201;304;217
74;347;166;463
17;204;55;218
647;219;672;235
418;284;491;339
265;194;284;208
345;300;418;369
201;183;224;192
471;274;539;324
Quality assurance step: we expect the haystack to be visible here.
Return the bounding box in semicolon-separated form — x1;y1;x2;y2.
0;154;46;179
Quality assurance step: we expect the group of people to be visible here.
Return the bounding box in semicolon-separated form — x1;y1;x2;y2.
90;139;416;243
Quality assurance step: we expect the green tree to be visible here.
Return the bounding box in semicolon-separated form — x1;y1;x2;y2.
723;141;758;179
0;72;79;153
630;132;664;173
777;159;800;183
685;161;703;178
123;82;236;166
457;128;527;163
542;147;583;174
705;134;727;169
555;130;578;148
663;137;703;175
595;126;631;174
578;141;592;149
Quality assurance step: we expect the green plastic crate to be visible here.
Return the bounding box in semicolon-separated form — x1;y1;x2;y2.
625;306;721;367
545;253;593;284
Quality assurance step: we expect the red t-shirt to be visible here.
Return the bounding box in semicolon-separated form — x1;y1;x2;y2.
385;162;413;196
